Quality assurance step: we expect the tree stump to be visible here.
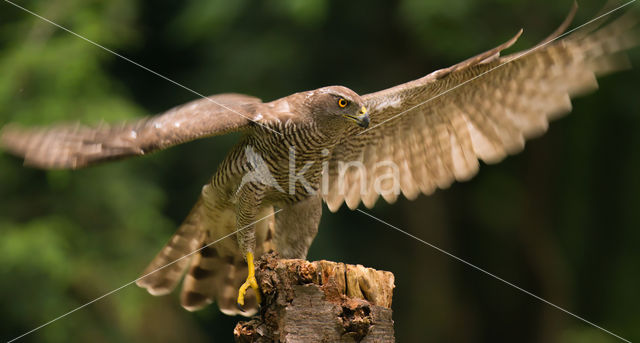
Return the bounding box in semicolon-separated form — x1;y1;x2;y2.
234;252;395;342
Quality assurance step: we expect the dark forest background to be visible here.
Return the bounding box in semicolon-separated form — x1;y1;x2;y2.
1;0;639;342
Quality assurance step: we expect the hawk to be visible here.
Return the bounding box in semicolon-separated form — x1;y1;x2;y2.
1;6;637;316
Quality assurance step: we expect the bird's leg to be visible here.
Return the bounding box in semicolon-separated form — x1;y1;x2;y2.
237;250;260;307
235;182;264;308
274;194;322;259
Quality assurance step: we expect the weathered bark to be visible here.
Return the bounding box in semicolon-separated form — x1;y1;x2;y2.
234;252;395;342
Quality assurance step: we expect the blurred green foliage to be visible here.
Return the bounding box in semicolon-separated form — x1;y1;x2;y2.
1;0;639;342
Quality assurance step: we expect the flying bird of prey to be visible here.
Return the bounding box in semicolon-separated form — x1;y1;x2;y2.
1;6;638;316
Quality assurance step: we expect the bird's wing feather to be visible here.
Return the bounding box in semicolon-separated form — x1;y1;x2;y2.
0;93;263;169
324;8;638;211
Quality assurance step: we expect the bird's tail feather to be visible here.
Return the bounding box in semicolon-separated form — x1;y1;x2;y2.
137;196;275;317
180;246;258;315
135;199;205;296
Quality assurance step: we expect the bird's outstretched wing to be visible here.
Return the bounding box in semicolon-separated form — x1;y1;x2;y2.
324;6;639;211
0;93;262;169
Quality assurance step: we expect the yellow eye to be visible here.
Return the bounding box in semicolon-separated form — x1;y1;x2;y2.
338;98;348;108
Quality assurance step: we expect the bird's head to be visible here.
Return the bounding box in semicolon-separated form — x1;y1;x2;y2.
305;86;369;129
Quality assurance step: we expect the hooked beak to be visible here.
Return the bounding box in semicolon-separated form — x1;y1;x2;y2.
344;106;370;128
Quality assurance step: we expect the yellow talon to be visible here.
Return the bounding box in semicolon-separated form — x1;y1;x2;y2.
237;252;261;307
